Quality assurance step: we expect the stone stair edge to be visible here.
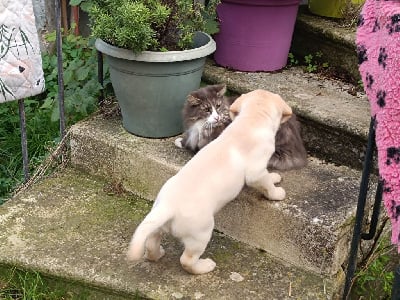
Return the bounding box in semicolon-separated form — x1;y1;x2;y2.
0;168;340;300
202;61;369;139
292;7;360;82
69;115;367;277
296;8;358;48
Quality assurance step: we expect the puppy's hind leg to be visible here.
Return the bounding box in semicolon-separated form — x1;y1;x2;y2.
180;225;216;275
144;229;165;261
247;170;286;201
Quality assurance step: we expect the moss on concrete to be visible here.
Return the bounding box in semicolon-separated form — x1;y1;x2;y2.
0;167;338;299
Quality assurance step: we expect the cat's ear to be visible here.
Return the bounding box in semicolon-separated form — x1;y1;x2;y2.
229;95;244;120
216;84;227;97
280;100;293;124
187;94;201;105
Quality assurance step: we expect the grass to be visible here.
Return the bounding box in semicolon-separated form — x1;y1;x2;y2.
350;229;400;299
0;268;72;300
0;266;143;299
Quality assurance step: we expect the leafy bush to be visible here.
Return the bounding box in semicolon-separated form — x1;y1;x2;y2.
41;31;105;123
87;0;214;52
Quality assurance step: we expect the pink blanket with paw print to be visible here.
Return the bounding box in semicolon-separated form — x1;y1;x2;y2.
356;0;400;251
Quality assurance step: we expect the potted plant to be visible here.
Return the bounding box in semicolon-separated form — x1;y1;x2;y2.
213;0;301;72
308;0;365;18
88;0;217;138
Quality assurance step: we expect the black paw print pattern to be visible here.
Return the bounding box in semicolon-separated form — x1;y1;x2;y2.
378;47;388;69
357;45;368;65
394;204;400;221
365;73;374;89
376;90;386;107
386;147;400;165
388;198;400;222
388;14;400;34
373;18;380;32
357;14;365;27
383;184;393;194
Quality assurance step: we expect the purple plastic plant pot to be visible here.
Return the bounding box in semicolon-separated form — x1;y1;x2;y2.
214;0;301;72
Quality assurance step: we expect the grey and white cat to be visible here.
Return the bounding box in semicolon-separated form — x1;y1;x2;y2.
175;84;234;151
175;84;308;171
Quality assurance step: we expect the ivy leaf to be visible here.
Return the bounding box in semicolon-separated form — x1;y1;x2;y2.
63;69;74;85
69;0;83;6
80;2;93;12
40;98;54;110
76;66;90;81
51;104;60;122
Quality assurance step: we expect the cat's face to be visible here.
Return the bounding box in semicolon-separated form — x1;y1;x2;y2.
183;84;231;129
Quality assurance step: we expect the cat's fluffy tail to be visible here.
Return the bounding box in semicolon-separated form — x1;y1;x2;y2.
126;200;172;261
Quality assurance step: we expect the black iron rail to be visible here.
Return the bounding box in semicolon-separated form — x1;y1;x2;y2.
393;266;400;300
18;99;29;183
343;117;377;299
97;50;104;103
55;0;66;139
343;117;399;299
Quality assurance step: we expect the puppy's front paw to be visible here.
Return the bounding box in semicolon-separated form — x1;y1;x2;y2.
269;172;282;184
174;137;183;148
268;187;286;201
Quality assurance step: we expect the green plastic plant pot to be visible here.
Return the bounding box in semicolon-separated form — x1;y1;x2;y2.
308;0;364;18
95;32;216;138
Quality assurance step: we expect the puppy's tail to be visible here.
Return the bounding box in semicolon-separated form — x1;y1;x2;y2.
126;201;172;261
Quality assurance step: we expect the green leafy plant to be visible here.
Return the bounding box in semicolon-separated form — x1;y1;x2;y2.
40;30;106;124
86;0;218;52
303;52;329;73
353;233;397;299
287;52;299;67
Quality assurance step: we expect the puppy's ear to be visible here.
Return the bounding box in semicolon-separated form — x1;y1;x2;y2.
187;94;201;106
229;95;244;120
280;100;293;124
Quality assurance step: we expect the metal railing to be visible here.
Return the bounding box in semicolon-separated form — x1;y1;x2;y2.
342;117;400;300
18;0;66;185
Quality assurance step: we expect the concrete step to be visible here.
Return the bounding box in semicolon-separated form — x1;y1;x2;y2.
202;60;370;170
0;168;340;299
292;6;360;83
70;114;369;280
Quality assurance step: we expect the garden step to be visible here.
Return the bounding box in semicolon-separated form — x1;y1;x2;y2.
0;168;341;299
202;59;370;170
70;115;369;279
291;6;360;82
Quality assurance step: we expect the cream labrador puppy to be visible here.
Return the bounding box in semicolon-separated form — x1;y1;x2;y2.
127;89;292;275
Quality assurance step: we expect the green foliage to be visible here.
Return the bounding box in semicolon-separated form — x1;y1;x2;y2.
87;0;213;52
0;268;64;299
0;32;107;203
353;234;397;299
287;52;299;67
0;100;59;204
303;52;329;73
41;31;105;124
0;267;143;299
